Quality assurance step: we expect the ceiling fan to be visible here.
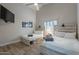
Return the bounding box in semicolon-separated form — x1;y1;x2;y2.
25;3;39;11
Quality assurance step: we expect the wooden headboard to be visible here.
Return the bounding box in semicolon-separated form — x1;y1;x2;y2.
55;24;78;39
55;24;76;33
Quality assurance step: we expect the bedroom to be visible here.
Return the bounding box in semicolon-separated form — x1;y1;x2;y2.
0;3;79;55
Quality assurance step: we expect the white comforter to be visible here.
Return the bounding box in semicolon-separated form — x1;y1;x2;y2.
42;36;79;55
21;34;43;41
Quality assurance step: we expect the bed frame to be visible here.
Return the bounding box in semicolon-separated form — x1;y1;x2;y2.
55;24;78;38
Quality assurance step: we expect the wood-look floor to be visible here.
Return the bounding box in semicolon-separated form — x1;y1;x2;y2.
0;38;62;55
0;41;43;55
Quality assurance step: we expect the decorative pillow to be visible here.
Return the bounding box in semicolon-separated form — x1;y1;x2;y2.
28;34;33;37
45;38;54;41
64;32;76;39
54;31;65;37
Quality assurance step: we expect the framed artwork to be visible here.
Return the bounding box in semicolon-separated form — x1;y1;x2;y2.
22;22;33;28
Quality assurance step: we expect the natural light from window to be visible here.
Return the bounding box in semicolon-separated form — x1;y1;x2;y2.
44;20;57;36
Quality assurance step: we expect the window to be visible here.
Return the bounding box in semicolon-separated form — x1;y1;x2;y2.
44;20;57;35
53;20;57;26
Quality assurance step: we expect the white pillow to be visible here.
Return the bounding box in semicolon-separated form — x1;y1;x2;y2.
54;31;65;37
64;32;76;39
34;31;43;34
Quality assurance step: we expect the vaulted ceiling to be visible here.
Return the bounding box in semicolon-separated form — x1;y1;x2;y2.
25;3;48;11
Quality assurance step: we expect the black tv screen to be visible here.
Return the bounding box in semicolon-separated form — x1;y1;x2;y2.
0;5;15;23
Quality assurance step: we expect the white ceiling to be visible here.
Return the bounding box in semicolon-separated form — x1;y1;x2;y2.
25;3;48;11
1;3;48;11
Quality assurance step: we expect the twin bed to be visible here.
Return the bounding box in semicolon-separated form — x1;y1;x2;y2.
42;36;79;55
42;25;79;55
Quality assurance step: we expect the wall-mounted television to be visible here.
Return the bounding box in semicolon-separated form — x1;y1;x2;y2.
0;4;15;23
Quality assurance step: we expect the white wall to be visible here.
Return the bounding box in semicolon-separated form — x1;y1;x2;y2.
36;3;77;30
0;3;77;45
77;4;79;39
0;3;36;45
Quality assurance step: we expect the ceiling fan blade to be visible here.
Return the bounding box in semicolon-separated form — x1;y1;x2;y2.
25;3;34;6
25;3;40;11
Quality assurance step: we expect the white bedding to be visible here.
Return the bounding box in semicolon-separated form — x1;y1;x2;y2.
42;36;79;55
21;34;43;41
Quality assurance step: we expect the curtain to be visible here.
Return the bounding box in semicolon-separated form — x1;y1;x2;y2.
44;20;57;36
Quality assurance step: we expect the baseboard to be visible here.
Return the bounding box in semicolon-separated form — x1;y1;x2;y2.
0;39;21;46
